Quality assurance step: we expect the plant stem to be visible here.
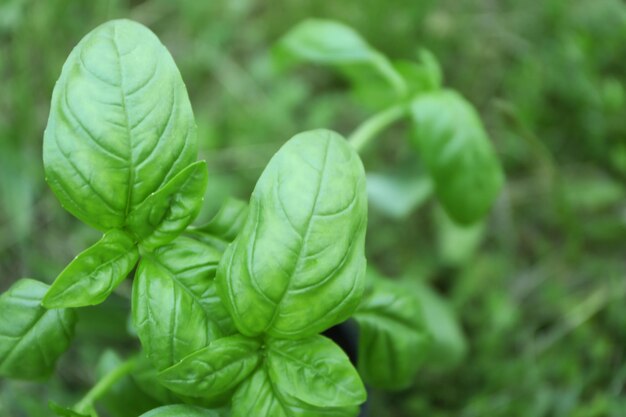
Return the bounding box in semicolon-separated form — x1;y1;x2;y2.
74;355;139;414
348;104;409;153
370;52;408;96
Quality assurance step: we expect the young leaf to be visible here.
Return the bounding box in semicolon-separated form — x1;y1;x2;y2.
0;279;76;379
132;236;228;370
158;335;260;400
232;367;358;417
43;19;197;231
267;336;366;408
194;197;249;242
410;90;504;224
43;229;138;308
354;272;430;390
217;130;368;338
275;19;406;96
139;405;221;417
275;19;373;65
127;160;208;251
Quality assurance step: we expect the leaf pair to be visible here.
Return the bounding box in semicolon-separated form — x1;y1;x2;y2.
42;20;209;309
157;334;364;416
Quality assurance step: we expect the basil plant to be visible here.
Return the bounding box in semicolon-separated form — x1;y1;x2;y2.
0;17;500;417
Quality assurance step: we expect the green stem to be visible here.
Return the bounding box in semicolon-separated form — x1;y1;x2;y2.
370;52;408;96
74;356;139;414
348;104;409;153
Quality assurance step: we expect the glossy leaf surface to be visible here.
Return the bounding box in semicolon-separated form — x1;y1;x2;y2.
133;236;227;370
411;90;504;224
354;273;429;390
128;160;208;250
43;229;138;308
231;367;359;417
43;19;196;231
0;279;76;379
217;130;367;338
158;335;260;399
267;336;366;407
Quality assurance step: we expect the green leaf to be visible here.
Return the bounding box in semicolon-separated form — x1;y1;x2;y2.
267;336;366;408
0;279;76;379
195;197;248;242
410;90;504;224
43;229;138;308
133;236;229;370
413;280;467;368
366;172;433;219
275;19;405;95
128;160;208;251
139;405;221;417
44;19;197;231
158;335;260;399
354;272;430;390
435;206;485;267
217;130;368;338
275;19;373;66
232;367;358;417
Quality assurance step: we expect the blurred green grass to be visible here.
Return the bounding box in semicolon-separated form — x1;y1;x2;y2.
1;0;625;416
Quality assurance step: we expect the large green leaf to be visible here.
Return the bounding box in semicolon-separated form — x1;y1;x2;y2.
231;367;358;417
127;160;208;251
354;272;429;390
43;19;197;231
217;130;368;338
132;236;227;370
267;336;366;408
158;335;260;400
0;279;76;379
139;405;220;417
43;229;138;308
410;90;504;224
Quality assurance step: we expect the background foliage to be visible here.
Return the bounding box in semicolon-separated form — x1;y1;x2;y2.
1;0;625;416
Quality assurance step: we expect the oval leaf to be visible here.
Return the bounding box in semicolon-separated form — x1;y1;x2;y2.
354;272;429;390
44;19;197;231
275;19;373;65
132;236;228;370
0;279;77;379
232;367;358;417
217;129;368;338
158;335;260;400
128;160;208;250
410;90;504;224
43;229;138;308
139;405;220;417
267;336;366;408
